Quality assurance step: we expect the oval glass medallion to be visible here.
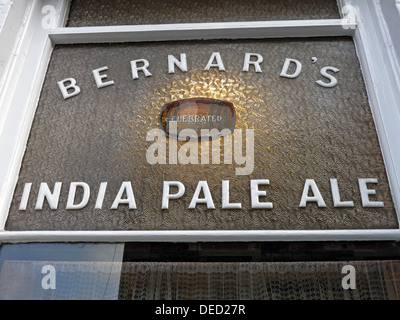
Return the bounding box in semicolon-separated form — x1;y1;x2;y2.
159;98;236;140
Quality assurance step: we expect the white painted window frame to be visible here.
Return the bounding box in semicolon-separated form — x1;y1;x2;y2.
0;0;399;243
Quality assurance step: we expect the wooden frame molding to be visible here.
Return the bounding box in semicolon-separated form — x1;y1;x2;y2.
1;0;400;243
49;19;356;44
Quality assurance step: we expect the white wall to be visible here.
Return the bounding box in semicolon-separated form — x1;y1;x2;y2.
0;0;13;29
0;0;31;101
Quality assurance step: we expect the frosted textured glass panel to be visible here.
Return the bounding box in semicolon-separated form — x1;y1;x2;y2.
6;38;398;231
66;0;340;27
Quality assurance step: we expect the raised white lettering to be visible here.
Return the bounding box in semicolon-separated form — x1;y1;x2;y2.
111;181;137;209
92;66;115;88
243;53;263;73
130;59;152;79
189;181;215;209
358;178;384;207
299;179;327;208
168;53;187;74
250;179;273;209
162;181;185;209
222;180;242;209
280;58;302;79
66;182;90;210
57;78;80;99
316;66;339;88
204;52;225;71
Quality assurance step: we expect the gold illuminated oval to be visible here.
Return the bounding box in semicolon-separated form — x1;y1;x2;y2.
159;98;236;140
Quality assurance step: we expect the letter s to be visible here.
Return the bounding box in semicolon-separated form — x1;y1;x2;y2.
316;66;340;88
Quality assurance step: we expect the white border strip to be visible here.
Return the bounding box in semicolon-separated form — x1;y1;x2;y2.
1;229;400;243
49;19;356;44
339;0;400;223
0;0;70;231
0;0;34;134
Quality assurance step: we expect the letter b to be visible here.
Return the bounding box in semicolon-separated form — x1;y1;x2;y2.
57;78;81;99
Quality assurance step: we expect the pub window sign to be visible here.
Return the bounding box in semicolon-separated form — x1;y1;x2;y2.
6;38;398;233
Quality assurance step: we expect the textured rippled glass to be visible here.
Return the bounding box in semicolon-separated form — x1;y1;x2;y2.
66;0;340;27
6;38;398;231
2;260;400;299
118;261;400;300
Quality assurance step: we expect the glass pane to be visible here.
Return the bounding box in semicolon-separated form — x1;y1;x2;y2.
0;243;124;300
1;243;400;300
118;260;400;300
6;37;397;231
66;0;340;27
